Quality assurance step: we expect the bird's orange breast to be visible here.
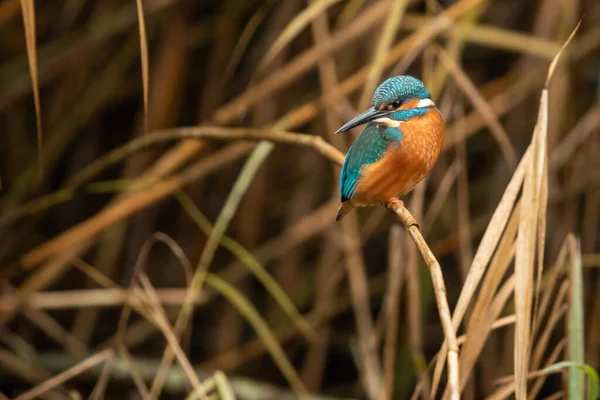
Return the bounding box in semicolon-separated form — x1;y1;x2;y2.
352;108;444;205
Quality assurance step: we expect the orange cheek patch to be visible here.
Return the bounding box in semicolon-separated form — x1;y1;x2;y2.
398;98;420;110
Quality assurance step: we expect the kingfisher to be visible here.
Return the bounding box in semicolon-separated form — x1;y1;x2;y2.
335;75;445;221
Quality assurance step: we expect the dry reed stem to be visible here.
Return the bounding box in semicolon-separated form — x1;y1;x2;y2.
203;219;493;373
454;105;474;282
15;143;253;271
2;5;596;396
135;0;149;133
222;0;277;84
13;349;113;400
0;345;53;387
532;241;568;340
514;21;579;398
0;288;207;311
1;1;592;230
6;14;593;234
386;200;460;400
68;126;344;188
109;232;206;399
2;281;87;355
257;0;343;74
213;0;389;123
430;147;529;398
306;4;384;394
549;102;600;170
449;206;519;396
176;191;317;343
0;204;485;389
22;306;87;355
116;345;150;398
301;4;347;392
0;145;249;325
422;159;461;234
383;224;405;400
412;315;516;400
150;142;281;398
358;0;407;111
531;284;569;372
136;275;208;399
435;45;516;168
498;341;571;388
18;0;42;174
339;214;383;399
406;180;428;388
454;275;515;397
487;339;567;400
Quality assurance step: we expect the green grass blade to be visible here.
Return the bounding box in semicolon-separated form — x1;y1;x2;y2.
204;272;308;397
176;191;318;342
568;237;585;399
540;361;598;400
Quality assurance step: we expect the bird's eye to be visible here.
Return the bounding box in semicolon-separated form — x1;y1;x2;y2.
391;100;402;109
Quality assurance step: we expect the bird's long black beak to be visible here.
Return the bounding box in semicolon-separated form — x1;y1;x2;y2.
334;106;389;134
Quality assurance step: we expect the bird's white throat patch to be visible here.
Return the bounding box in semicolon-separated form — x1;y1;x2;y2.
374;117;401;127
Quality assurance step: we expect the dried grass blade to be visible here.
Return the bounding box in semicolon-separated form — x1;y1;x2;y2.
514;21;580;398
430;146;530;398
435;46;517;168
549;103;600;170
116;345;150;398
489;339;567;400
18;0;43;174
13;349;113;400
136;275;208;399
422;158;461;234
452;204;519;394
455;274;515;395
257;0;343;73
383;224;405;399
150;141;273;398
545;19;582;89
531;154;548;341
17;143;254;271
532;310;570;399
66;127;344;188
358;0;407;110
223;0;277;83
513;88;546;400
532;238;569;340
211;371;235;400
387;203;460;400
204;272;309;396
406;182;427;389
175;191;318;342
136;0;149;132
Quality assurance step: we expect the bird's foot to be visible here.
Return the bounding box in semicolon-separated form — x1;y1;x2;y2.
385;198;404;209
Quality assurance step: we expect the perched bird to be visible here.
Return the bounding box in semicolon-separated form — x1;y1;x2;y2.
335;75;445;221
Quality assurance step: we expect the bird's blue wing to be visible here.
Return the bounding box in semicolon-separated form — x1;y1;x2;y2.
339;124;403;202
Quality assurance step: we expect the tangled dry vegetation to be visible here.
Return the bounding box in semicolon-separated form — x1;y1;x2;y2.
0;0;599;399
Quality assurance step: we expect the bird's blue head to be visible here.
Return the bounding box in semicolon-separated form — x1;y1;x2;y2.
335;75;435;134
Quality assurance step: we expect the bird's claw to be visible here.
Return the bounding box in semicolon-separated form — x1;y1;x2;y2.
386;198;404;209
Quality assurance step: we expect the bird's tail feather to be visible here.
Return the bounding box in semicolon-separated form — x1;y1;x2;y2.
335;202;355;221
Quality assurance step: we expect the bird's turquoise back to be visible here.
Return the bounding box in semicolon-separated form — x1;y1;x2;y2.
339;123;403;202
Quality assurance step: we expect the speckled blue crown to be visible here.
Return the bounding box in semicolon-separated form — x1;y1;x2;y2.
371;76;431;108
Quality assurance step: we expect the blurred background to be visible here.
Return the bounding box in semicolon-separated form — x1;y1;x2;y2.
0;0;599;399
